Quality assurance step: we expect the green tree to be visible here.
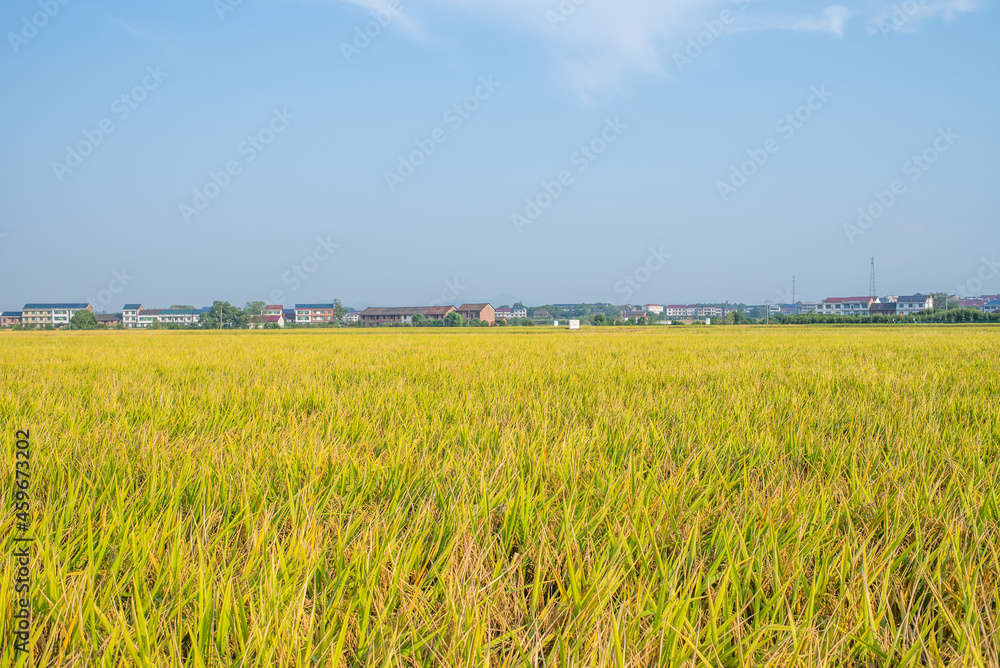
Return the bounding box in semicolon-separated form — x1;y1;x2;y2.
590;313;608;326
333;299;349;323
70;310;98;330
411;313;427;327
201;301;249;329
930;293;958;310
245;301;267;317
244;301;267;328
444;311;464;327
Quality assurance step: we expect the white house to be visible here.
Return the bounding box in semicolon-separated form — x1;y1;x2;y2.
253;314;285;328
495;307;527;320
817;297;879;316
893;294;933;315
134;308;210;327
122;304;143;328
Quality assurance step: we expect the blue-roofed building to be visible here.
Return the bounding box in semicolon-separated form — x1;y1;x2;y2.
294;303;336;324
1;311;22;327
985;299;1000;314
122;304;143;328
21;303;92;327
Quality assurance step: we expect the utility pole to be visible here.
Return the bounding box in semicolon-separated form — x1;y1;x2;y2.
764;299;769;325
869;257;876;298
792;275;796;313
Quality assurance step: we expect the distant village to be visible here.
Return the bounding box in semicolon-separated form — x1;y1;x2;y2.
2;293;999;329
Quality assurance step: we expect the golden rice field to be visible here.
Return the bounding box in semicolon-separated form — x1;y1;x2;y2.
1;326;999;667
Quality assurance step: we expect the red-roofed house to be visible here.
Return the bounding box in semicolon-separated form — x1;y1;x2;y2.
957;299;986;311
358;306;456;327
456;303;495;324
253;314;285;328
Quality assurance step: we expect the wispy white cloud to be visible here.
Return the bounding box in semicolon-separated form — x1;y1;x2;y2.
730;5;851;36
779;5;851;36
868;0;980;36
436;1;861;93
332;0;855;94
336;0;424;38
108;15;173;49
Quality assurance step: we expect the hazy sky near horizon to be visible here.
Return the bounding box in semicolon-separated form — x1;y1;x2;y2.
1;0;997;311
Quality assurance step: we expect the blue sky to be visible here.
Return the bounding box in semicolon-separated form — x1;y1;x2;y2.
0;0;997;311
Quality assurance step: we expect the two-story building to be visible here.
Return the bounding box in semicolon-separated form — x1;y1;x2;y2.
160;308;210;325
496;306;528;320
456;303;495;324
1;311;22;327
957;299;986;311
868;302;897;317
494;306;528;320
359;306;456;326
893;294;933;316
817;297;879;316
136;309;161;327
95;313;123;327
133;308;209;328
